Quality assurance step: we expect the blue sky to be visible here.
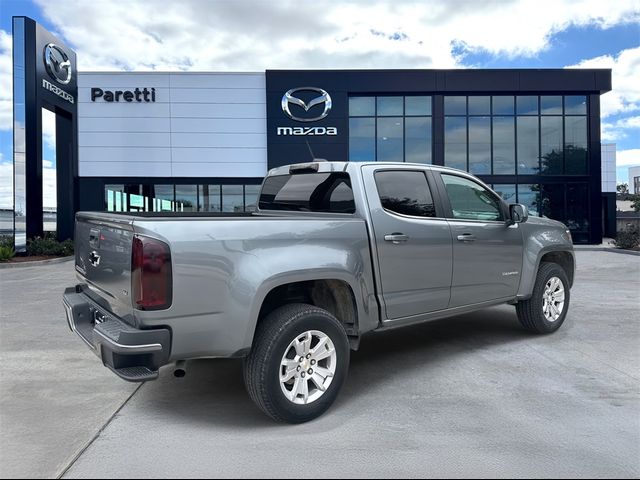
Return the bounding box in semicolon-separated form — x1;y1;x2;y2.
0;0;638;207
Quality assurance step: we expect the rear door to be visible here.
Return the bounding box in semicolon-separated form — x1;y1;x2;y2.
362;166;453;320
435;172;523;307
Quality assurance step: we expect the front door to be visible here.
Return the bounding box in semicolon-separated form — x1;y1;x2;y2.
363;166;453;320
437;172;523;308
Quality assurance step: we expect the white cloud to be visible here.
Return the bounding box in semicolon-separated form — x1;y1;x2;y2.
601;115;640;141
41;109;56;152
31;0;640;72
1;0;638;167
569;47;640;119
615;116;640;129
617;148;640;168
0;160;13;210
0;30;12;131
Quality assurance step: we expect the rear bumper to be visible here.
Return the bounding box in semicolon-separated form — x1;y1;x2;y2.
63;286;171;382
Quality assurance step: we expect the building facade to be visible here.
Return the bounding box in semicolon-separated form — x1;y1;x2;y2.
12;17;613;247
76;69;612;244
629;166;640;194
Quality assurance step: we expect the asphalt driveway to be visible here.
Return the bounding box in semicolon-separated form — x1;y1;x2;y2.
1;251;638;478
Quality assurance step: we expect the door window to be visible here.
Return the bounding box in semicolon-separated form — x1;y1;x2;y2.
374;171;436;218
441;174;503;221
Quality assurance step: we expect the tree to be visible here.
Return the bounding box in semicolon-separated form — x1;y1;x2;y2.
617;183;629;194
632;196;640;213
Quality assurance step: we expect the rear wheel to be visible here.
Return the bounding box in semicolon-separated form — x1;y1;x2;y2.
516;262;570;334
244;303;350;423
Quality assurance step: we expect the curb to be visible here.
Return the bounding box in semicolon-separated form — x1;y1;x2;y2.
574;247;640;256
0;255;74;269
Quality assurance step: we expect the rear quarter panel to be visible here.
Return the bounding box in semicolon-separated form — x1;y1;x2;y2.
132;216;378;360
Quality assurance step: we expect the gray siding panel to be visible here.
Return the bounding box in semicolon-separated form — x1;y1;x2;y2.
78;72;268;178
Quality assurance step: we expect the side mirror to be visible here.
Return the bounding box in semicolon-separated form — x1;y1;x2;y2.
509;203;529;224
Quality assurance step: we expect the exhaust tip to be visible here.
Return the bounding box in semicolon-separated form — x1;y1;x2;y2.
173;360;187;378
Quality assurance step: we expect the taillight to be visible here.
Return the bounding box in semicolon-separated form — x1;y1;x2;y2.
131;235;172;310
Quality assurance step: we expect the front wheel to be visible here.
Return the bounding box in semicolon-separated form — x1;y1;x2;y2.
243;303;350;423
516;262;571;334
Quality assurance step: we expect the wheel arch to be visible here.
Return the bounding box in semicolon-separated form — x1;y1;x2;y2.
244;274;366;352
518;246;575;299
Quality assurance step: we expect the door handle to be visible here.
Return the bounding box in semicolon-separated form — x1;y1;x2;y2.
384;233;409;244
457;234;476;242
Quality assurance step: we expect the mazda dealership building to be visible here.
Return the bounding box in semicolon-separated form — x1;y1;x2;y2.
12;16;614;249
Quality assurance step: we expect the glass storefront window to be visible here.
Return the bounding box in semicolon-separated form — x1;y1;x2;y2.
540;184;564;221
405;117;431;164
349;96;432;163
444;117;467;170
493;184;517;204
564;116;588;175
175;185;197;212
468;116;491;174
244;185;260;212
566;183;589;243
405;96;431;116
349;97;375;116
222;185;244;212
199;185;221;212
517;116;539;174
541;96;562;115
516;96;538;115
492;117;515;174
517;184;540;217
129;193;146;212
492;96;514;115
443;95;588;177
376;97;403;116
541;116;563;174
377;117;403;162
564;96;587;115
444;96;466;115
349;117;375;161
153;185;174;211
106;183;259;213
468;96;491;116
105;185;124;212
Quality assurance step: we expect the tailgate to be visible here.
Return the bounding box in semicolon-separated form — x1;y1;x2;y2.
75;212;135;321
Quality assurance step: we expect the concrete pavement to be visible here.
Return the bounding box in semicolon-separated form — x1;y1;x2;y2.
1;251;639;478
0;260;138;479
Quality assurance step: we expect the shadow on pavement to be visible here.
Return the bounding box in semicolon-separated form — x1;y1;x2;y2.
141;306;530;428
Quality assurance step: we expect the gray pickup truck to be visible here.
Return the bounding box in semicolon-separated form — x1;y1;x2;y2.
63;161;574;423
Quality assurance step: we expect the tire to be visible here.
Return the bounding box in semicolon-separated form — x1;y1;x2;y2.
243;303;350;424
516;262;571;334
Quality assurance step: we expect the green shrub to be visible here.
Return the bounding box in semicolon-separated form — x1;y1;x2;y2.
613;225;640;250
0;245;15;262
27;236;74;256
0;235;13;249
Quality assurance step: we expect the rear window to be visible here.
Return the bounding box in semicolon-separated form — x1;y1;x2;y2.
258;173;355;213
375;170;436;218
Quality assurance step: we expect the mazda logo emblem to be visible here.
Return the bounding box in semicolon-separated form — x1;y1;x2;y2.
281;87;332;122
43;43;72;85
